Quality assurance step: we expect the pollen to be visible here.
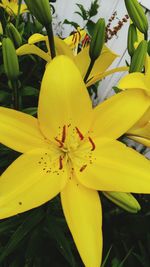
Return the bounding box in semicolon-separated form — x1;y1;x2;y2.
80;164;87;172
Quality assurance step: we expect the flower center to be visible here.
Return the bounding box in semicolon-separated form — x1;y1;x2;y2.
54;125;96;172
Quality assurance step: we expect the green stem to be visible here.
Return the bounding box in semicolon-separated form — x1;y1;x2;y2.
46;23;56;59
84;60;95;83
144;31;148;41
15;0;22;29
12;80;20;110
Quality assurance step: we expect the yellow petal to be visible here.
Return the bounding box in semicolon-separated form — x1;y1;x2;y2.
0;107;46;153
118;72;149;92
74;45;118;79
127;107;150;146
28;35;74;59
16;44;50;62
86;66;129;87
20;4;28;14
128;120;150;139
55;37;74;60
74;138;150;193
91;89;150;139
28;33;47;45
38;55;92;141
0;148;68;219
61;177;102;267
128;107;150;131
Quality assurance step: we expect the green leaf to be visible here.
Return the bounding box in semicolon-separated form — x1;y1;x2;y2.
75;4;88;20
22;107;37;116
88;0;99;18
113;86;122;93
45;215;76;267
22;86;39;97
63;19;79;29
111;258;120;267
101;246;112;267
86;20;96;36
133;241;150;267
0;216;22;235
0;208;45;263
0;90;11;103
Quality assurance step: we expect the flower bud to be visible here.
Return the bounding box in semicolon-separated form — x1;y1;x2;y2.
103;191;141;213
127;23;137;56
24;0;52;27
129;40;147;73
6;23;22;48
124;0;148;34
89;18;106;61
2;38;19;81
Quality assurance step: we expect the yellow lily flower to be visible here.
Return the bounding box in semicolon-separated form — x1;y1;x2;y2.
1;56;150;267
16;32;128;87
118;56;150;147
0;0;28;16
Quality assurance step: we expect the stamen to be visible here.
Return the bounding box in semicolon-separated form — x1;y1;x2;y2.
88;137;96;151
61;125;66;143
74;34;77;45
75;127;84;140
59;156;63;170
82;34;91;47
72;33;75;42
55;137;64;148
80;164;87;172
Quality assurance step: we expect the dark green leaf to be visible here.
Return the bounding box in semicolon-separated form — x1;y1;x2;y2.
45;215;76;267
75;4;88;20
0;208;45;263
86;20;96;36
63;19;79;29
88;0;99;18
22;107;37;115
22;86;39;97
